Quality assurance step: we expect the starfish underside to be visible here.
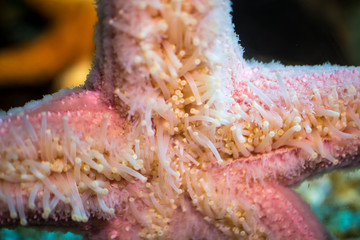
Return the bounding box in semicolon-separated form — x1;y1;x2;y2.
0;0;360;239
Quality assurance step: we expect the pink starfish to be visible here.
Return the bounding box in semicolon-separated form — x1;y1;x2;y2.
1;0;359;239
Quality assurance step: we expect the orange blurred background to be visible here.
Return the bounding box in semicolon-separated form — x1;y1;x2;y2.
0;0;97;110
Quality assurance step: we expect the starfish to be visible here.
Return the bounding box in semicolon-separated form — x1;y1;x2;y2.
0;0;359;239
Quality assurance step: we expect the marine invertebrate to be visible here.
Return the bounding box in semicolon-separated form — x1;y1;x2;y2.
0;0;360;239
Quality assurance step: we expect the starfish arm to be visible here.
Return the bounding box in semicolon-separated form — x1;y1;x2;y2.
86;0;244;109
180;165;332;240
0;87;137;225
229;62;360;186
249;182;332;240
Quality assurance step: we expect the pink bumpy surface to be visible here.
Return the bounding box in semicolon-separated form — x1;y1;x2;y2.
1;0;360;239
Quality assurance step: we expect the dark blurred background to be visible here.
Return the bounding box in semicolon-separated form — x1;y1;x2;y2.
0;0;359;239
232;0;360;66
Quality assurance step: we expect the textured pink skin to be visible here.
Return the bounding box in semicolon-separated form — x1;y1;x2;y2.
2;68;358;239
1;89;128;140
85;63;360;239
1;1;360;240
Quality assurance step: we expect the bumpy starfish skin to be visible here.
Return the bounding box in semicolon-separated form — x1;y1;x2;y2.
1;0;360;239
